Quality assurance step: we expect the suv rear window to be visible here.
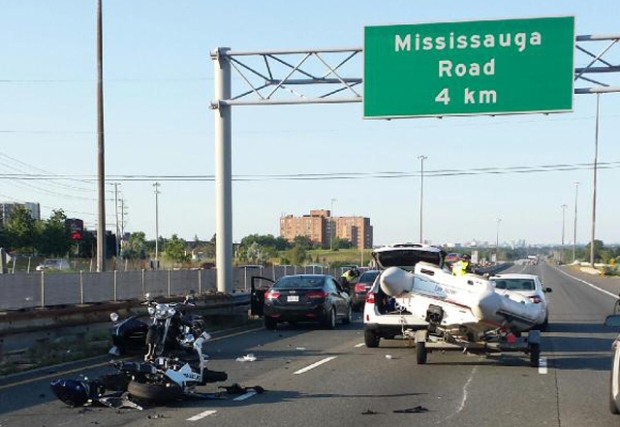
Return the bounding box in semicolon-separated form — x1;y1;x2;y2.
376;250;442;270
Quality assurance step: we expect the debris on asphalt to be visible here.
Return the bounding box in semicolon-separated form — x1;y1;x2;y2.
219;383;265;395
362;409;379;415
235;353;257;362
296;347;306;351
393;406;428;414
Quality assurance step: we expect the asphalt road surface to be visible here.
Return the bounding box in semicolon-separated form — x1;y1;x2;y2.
2;261;620;427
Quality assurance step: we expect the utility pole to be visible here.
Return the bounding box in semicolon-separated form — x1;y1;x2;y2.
114;183;120;261
417;155;427;243
573;181;580;262
153;182;161;268
96;0;106;272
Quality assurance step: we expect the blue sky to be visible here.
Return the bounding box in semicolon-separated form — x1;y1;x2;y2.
1;1;619;247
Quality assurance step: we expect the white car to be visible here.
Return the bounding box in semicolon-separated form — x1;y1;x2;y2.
35;258;70;271
489;273;552;331
363;243;446;347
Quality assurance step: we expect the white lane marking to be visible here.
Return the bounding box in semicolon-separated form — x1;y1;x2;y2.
442;366;478;422
554;266;617;299
293;356;337;375
233;390;258;401
539;357;548;374
354;343;365;348
187;410;217;421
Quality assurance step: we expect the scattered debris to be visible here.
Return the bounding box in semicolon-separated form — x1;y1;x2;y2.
147;414;166;419
218;383;265;395
296;347;306;351
362;409;379;415
385;354;393;359
236;353;257;362
393;406;428;414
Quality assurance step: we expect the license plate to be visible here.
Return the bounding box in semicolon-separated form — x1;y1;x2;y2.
287;295;299;302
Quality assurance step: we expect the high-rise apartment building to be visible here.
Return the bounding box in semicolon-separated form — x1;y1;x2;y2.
280;209;373;249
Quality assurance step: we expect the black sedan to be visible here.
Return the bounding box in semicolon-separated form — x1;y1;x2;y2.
263;274;352;330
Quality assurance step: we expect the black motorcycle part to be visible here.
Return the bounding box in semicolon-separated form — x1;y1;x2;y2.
201;369;228;385
127;381;184;402
111;316;149;354
50;379;104;407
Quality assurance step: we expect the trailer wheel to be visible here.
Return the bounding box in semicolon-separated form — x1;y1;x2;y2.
416;341;427;364
127;381;184;402
529;343;540;367
364;329;380;348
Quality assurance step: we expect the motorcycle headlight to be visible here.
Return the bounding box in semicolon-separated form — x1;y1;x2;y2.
110;312;119;322
148;306;156;315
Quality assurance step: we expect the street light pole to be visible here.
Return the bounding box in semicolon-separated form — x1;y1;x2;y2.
590;93;601;267
495;218;502;263
153;182;161;267
573;181;580;263
561;204;568;264
417;155;427;243
330;198;336;251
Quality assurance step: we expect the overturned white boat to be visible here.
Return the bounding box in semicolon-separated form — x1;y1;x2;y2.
379;262;545;339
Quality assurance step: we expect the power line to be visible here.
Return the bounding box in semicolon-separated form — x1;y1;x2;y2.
0;160;616;182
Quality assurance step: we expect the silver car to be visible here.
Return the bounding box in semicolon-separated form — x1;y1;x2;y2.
490;273;552;331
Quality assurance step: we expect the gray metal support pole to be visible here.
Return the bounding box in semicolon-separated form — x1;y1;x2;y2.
213;48;233;294
590;94;601;267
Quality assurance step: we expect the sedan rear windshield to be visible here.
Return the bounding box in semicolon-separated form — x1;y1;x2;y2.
274;276;325;290
359;271;380;282
494;279;535;291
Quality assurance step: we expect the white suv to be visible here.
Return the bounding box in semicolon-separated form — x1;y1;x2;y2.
363;243;446;347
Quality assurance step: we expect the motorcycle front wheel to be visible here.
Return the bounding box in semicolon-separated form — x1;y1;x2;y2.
127;381;184;402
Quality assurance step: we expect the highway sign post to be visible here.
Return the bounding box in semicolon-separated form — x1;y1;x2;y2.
364;16;575;119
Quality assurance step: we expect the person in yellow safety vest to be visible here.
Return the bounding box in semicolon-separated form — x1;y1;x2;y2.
340;268;360;293
452;254;472;276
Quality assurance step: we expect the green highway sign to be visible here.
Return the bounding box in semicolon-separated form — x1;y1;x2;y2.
364;16;575;119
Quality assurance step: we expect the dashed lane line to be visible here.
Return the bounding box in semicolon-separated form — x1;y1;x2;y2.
293;356;337;375
187;410;217;421
539;357;548;374
233;390;258;401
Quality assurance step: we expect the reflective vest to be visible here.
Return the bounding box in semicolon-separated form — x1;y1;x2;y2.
452;261;469;276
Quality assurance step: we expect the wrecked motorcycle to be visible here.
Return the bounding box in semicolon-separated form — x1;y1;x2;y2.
109;293;206;358
52;332;228;406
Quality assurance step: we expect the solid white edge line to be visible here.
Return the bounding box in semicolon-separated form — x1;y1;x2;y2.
233;390;258;401
553;265;617;299
539;357;548;375
293;356;337;374
187;410;217;421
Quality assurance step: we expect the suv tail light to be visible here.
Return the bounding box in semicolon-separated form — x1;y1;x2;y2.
354;284;366;293
306;291;328;299
366;292;375;304
529;295;542;304
265;290;280;300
